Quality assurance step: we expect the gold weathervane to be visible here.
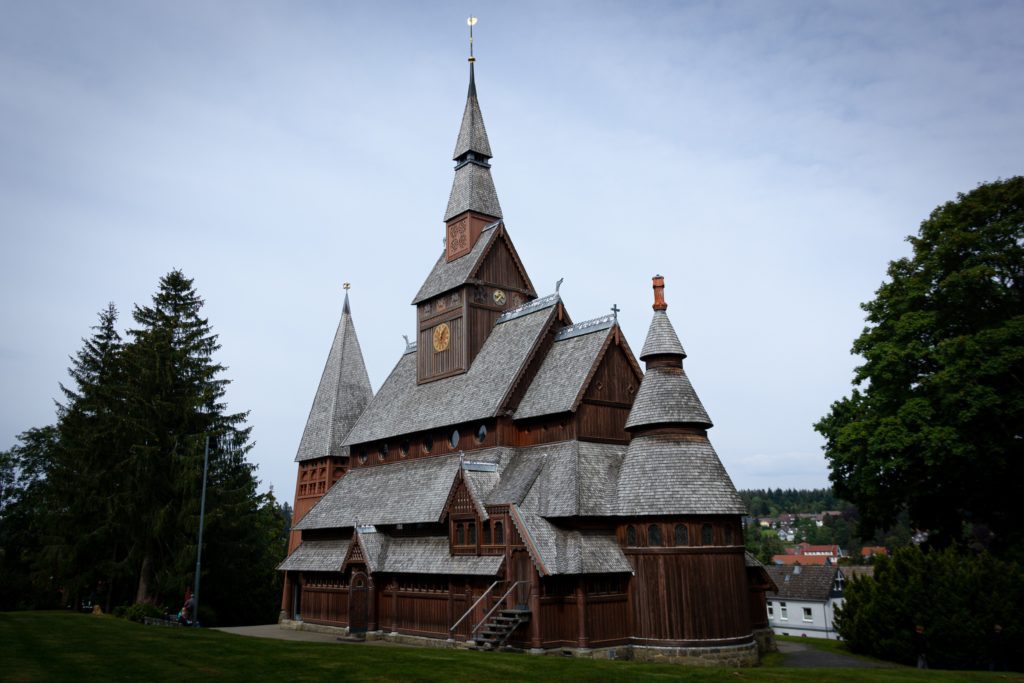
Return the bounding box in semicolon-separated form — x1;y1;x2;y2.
467;16;477;62
343;282;351;291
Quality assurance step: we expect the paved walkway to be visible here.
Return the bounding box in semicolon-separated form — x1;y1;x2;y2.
776;639;892;668
213;624;401;647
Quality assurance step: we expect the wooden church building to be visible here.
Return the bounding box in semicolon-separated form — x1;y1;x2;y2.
278;56;774;665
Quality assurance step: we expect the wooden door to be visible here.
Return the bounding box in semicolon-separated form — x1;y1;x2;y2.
512;551;532;609
349;571;368;633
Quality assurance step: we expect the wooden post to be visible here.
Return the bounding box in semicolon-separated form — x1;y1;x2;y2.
368;577;378;632
280;571;292;617
391;579;399;634
576;578;589;649
529;567;542;650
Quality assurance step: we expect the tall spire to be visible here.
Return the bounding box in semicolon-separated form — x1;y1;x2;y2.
445;18;501;221
295;288;373;462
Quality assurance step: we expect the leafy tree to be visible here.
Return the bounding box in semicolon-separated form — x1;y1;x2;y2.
816;177;1024;551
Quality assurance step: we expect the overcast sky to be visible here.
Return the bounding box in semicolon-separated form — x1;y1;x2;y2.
2;1;1022;501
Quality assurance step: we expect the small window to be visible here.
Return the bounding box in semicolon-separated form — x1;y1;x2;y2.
494;521;504;545
483;522;492;545
701;523;713;545
767;602;774;617
780;602;788;620
803;607;813;622
648;524;662;546
400;441;410;458
358;449;367;465
422;436;433;454
450;430;460;448
724;525;734;545
674;524;688;546
476;424;487;443
468;522;477;545
456;524;464;545
626;525;637;546
379;443;388;461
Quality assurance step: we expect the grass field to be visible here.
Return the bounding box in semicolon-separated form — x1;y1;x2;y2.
2;612;1021;682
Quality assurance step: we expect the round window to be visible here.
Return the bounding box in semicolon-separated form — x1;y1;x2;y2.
476;424;487;443
450;430;460;448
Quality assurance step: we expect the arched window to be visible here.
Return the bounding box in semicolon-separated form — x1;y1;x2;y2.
494;521;504;545
701;523;713;545
468;522;477;545
483;522;492;545
450;430;460;448
626;525;637;546
400;441;410;458
456;524;464;545
422;436;433;454
674;524;689;546
648;524;662;547
379;443;388;461
476;424;487;443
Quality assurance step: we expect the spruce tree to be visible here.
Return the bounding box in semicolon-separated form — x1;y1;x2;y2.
124;270;251;604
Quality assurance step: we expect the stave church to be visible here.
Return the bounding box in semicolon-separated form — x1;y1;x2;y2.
277;46;775;665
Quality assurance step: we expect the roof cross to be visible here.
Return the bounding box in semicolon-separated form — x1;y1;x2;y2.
611;303;620;322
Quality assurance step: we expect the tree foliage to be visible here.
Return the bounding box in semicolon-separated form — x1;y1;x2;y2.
0;271;286;623
836;546;1023;670
816;177;1024;551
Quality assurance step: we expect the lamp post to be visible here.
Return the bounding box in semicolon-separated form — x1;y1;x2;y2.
192;434;212;626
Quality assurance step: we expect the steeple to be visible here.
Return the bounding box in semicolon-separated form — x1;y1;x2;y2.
444;57;501;222
295;287;373;462
624;276;712;431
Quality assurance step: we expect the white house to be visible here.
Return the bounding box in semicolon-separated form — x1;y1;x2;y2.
764;564;845;640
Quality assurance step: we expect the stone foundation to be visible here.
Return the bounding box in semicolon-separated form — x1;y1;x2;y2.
278;621;763;666
752;627;777;655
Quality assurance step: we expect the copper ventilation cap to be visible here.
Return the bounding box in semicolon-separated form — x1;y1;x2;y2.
652;274;667;311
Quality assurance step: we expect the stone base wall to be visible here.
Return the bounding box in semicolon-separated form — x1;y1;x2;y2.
752;627;777;655
276;621;762;667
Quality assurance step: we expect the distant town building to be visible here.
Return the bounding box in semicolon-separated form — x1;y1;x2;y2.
765;565;846;640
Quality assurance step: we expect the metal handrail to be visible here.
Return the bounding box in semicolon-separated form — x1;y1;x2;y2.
450;580;500;634
470;580;528;638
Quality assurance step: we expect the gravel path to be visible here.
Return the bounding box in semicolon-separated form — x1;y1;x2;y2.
776;640;893;668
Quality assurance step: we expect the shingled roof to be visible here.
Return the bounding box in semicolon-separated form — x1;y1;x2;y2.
512;508;633;576
276;538;350;572
293;454;465;530
295;293;373;462
625;307;712;431
766;565;841;602
514;319;614;420
413;220;495;304
453;62;492;160
380;535;503;575
343;297;559;445
614;434;746;516
639;310;686;360
444;62;501;221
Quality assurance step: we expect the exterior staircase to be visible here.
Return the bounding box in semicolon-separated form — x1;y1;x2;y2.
472;609;531;650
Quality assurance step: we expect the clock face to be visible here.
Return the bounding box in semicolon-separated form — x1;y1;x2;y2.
493;289;507;306
432;323;451;352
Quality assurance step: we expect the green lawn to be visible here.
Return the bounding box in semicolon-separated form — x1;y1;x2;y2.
2;612;1020;682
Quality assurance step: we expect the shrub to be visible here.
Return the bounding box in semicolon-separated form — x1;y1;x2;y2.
122;602;164;623
835;546;1023;670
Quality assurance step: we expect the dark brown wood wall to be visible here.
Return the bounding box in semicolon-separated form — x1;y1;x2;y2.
475;237;529;294
418;314;465;381
627;548;751;644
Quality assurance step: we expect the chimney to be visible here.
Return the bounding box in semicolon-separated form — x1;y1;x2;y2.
652;274;667;311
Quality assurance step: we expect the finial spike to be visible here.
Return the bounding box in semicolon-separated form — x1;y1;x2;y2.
467;16;477;62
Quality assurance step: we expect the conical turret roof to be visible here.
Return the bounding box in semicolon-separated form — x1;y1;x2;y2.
444;61;502;221
295;292;373;462
452;63;492;160
624;277;712;430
